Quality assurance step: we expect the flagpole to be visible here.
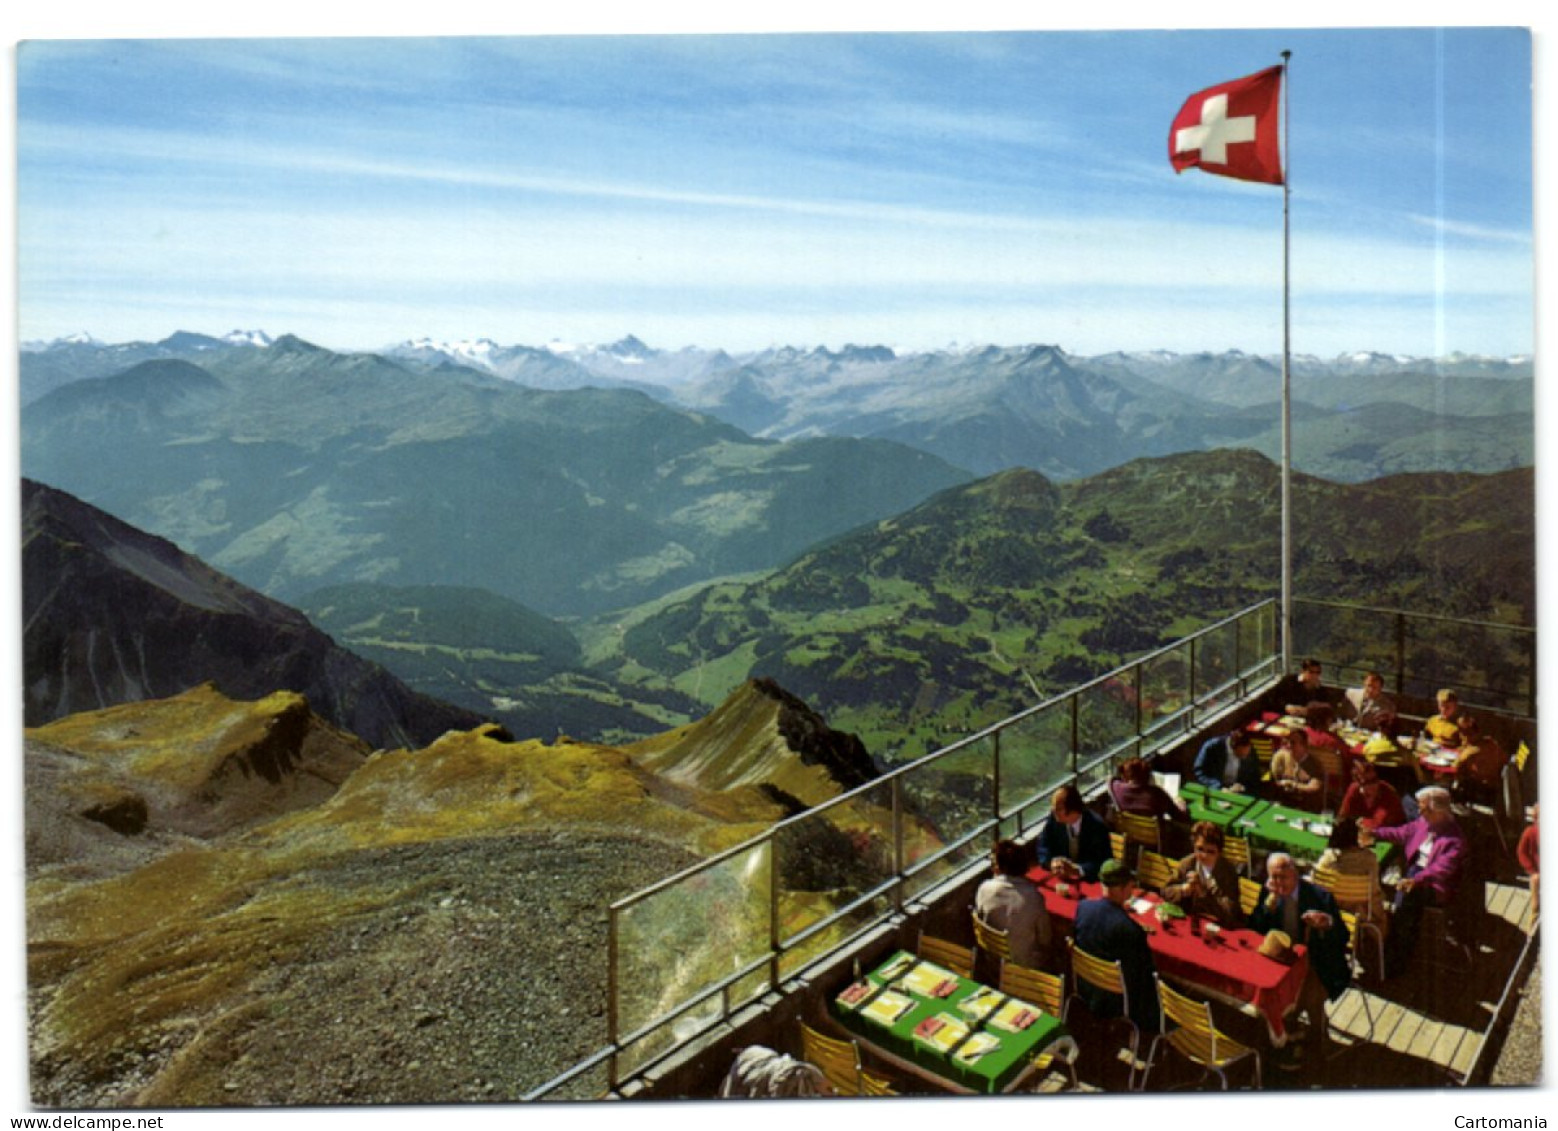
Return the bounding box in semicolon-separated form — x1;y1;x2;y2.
1280;49;1293;674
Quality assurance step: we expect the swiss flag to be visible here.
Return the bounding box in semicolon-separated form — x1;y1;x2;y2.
1169;65;1284;185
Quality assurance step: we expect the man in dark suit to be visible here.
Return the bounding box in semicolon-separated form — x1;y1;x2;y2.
1074;859;1160;1032
1192;729;1263;793
1035;783;1113;881
1245;851;1349;1064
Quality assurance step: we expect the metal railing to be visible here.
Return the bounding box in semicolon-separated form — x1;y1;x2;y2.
524;598;1280;1099
524;596;1540;1098
1293;598;1537;717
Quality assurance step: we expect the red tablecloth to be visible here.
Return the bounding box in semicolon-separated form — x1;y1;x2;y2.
1027;865;1310;1043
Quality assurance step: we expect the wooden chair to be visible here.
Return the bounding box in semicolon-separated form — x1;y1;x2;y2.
1137;850;1175;893
799;1019;866;1095
1222;835;1252;877
860;1071;897;1096
1250;735;1276;765
1310;743;1348;811
1141;976;1261;1090
970;911;1011;982
1110;830;1127;865
1319;908;1379;1052
1238;876;1263;918
1065;937;1143;1090
999;961;1077;1090
1311;866;1386;980
1119;811;1164;859
917;932;975;979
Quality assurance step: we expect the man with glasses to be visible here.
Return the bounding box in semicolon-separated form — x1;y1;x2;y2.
1161;821;1244;927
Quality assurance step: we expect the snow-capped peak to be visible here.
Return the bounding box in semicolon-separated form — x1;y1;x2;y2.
223;329;274;347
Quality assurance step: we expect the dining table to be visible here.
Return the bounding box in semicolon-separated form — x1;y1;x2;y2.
1026;864;1311;1045
1180;781;1264;826
1226;798;1394;869
830;949;1078;1094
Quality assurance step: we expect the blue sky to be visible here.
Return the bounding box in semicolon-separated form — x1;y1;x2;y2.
15;26;1535;358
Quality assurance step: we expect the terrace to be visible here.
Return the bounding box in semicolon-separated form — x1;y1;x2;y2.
526;597;1539;1099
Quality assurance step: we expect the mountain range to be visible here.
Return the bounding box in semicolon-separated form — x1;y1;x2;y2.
21;334;967;618
23;331;1533;485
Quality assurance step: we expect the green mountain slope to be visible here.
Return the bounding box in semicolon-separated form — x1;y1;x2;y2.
591;450;1533;763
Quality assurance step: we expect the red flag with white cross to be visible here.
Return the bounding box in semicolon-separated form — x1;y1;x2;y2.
1169;65;1284;185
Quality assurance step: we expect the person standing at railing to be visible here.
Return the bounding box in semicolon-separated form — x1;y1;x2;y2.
1192;729;1262;793
976;839;1052;969
1036;784;1113;882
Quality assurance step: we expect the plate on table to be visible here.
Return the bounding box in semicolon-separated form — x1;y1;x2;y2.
861;989;916;1026
900;962;961;998
913;1012;971;1053
957;987;1004;1023
877;953;916;981
836;981;877;1010
990;999;1041;1032
954;1032;1002;1065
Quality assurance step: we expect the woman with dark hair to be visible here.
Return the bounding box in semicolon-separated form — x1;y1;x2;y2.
1317;816;1387;936
1109;757;1188;821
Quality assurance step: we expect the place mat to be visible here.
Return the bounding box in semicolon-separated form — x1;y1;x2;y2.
956;986;1005;1023
989;999;1042;1033
860;989;916;1027
912;1012;971;1054
899;961;960;998
835;981;877;1010
954;1032;1002;1065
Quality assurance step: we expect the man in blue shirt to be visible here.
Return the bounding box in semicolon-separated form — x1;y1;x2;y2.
1192;730;1263;793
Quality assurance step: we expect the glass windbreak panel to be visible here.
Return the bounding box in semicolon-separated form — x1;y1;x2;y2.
616;999;724;1079
1238;604;1278;680
1399;616;1534;714
996;707;1072;833
773;780;898;953
1139;644;1192;737
614;842;771;1051
900;737;996;901
777;886;897;981
1192;621;1241;712
1076;680;1132;765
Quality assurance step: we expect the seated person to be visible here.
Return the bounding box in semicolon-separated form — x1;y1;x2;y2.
1517;803;1539;917
1036;784;1113;882
1338;758;1407;829
974;839;1052;969
1453;716;1506;790
1359;786;1466;978
1315;816;1388;937
1074;860;1160;1032
1160;820;1243;927
1304;701;1348;770
1192;729;1262;794
1423;688;1468;748
1269;657;1340;717
1344;670;1398;732
1270;729;1325;811
1109;756;1189;822
1246;853;1350;1059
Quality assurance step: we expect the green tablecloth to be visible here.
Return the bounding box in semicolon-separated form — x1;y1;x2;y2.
1180;782;1263;826
1226;800;1392;867
830;950;1071;1094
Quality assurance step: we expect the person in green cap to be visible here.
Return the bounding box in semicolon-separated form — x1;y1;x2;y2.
1074;859;1160;1031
